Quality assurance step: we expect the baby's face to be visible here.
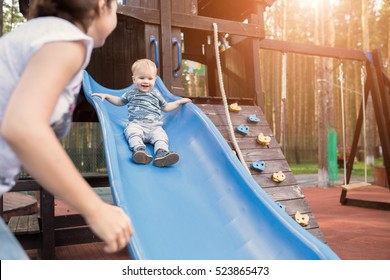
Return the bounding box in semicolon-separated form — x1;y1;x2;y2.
132;67;157;92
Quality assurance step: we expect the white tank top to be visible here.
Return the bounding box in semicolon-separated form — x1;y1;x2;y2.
0;17;94;194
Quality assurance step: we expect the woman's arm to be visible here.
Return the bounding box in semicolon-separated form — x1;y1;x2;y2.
1;41;132;253
162;97;192;112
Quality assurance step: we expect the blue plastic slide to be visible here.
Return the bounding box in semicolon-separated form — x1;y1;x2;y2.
82;71;339;260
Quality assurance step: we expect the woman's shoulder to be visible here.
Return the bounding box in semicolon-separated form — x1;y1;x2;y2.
8;17;91;45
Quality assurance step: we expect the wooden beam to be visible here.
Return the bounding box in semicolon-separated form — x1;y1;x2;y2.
117;5;160;24
160;0;173;88
40;188;55;259
172;13;264;38
117;5;264;38
259;39;368;61
371;50;390;187
12;175;109;192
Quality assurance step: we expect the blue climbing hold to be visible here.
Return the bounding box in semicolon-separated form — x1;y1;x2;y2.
248;114;260;123
250;160;265;172
236;124;249;135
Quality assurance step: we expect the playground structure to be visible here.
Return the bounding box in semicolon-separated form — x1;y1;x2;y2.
1;0;389;259
81;71;338;259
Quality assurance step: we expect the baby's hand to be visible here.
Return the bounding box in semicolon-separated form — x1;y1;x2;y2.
181;98;192;104
91;93;107;101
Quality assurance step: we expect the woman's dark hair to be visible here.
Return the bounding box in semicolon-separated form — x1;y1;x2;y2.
29;0;114;32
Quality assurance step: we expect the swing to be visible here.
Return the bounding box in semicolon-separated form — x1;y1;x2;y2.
339;62;371;191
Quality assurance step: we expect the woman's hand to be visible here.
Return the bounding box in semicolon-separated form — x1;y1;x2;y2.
84;202;133;253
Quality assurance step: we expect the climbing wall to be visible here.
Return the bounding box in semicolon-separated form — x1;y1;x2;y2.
198;103;327;243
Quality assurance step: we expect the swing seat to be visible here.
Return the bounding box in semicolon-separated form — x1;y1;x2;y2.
340;182;371;191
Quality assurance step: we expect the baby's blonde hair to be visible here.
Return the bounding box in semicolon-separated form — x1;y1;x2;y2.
132;59;157;76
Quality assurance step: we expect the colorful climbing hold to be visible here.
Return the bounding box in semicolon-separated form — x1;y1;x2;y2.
250;160;265;172
236;124;249;135
248;114;260;123
257;133;271;146
295;211;310;227
229;102;241;112
272;171;286;183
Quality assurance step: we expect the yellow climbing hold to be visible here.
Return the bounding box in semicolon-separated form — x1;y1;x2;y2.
229;102;241;112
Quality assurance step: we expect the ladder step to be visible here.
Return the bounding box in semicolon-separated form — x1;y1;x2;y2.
340;182;371;191
8;214;40;235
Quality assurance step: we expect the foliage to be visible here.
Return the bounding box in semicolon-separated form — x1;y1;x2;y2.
2;0;25;34
264;0;389;52
261;0;389;164
290;158;383;177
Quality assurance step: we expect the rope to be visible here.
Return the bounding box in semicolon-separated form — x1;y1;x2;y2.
339;63;369;185
338;62;347;185
361;64;368;183
212;23;250;173
281;53;287;154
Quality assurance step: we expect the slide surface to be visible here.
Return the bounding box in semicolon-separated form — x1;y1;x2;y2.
82;71;339;260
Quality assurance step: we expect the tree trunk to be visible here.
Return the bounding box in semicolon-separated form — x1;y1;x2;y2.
279;0;288;154
0;0;4;37
388;19;390;78
315;0;335;187
362;0;376;166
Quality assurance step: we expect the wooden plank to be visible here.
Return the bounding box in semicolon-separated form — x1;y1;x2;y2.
17;215;29;234
7;216;19;233
227;138;280;149
259;39;368;61
28;215;40;234
117;6;160;25
8;215;39;235
160;0;173;87
278;198;312;216
339;182;372;191
117;5;264;38
252;171;297;188
244;148;287;162
198;104;265;115
125;0;159;9
263;185;304;201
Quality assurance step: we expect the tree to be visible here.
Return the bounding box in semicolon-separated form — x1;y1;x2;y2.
315;1;336;187
0;0;4;36
2;0;25;34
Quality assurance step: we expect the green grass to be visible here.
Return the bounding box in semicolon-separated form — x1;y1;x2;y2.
289;159;384;177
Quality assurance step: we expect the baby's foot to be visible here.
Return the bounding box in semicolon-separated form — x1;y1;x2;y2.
154;149;179;167
133;146;152;164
